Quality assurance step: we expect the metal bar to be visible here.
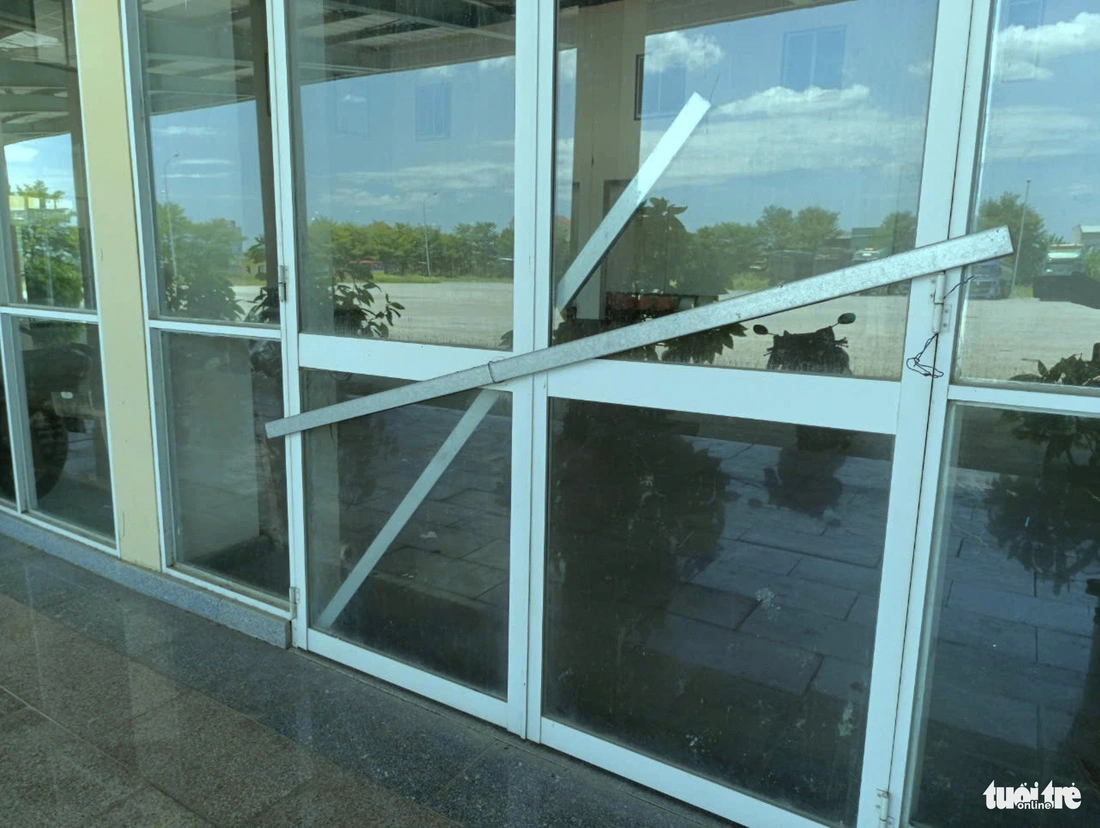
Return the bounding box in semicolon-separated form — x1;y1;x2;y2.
553;92;711;312
267;227;1013;440
315;389;499;629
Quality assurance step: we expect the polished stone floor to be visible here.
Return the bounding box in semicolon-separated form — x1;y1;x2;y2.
0;535;735;827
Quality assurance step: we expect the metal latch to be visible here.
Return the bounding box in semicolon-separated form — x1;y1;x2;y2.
278;264;289;303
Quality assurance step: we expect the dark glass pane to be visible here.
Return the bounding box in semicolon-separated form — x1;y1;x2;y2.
544;399;893;823
18;320;112;537
304;373;511;696
163;333;287;598
913;404;1100;826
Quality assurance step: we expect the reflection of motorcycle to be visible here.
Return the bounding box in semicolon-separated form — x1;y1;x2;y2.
0;344;95;499
754;313;856;451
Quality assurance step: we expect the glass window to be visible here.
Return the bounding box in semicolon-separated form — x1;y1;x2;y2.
290;2;516;350
135;0;278;326
160;333;286;598
955;0;1100;388
553;0;939;380
0;0;95;310
0;374;16;505
16;319;112;538
303;373;511;697
912;405;1100;826
544;399;894;823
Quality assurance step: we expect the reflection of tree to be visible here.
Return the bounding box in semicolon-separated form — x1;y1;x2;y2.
157;202;244;320
871;211;917;255
977;191;1048;286
985;352;1100;592
547;401;728;725
11;181;84;307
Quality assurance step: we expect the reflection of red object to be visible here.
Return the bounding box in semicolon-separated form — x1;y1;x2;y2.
605;292;677;315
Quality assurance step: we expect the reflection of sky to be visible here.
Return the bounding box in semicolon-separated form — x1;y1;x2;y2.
8;0;1100;246
5;133;77;208
978;1;1100;238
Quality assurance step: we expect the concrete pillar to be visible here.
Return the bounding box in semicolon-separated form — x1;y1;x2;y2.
73;0;161;569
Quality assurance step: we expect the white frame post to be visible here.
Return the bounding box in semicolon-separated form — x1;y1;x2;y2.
855;1;982;825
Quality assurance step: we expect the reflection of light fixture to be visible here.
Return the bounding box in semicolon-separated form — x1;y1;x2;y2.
0;31;60;50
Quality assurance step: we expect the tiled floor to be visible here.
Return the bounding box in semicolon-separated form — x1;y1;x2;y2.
0;535;734;827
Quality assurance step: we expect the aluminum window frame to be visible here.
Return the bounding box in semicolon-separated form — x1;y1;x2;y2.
0;0;118;549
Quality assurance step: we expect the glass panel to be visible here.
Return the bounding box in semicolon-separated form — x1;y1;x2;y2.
553;0;940;379
303;373;511;697
17;319;112;537
136;0;278;325
0;0;95;310
544;399;894;824
0;373;15;505
955;0;1100;388
913;405;1100;826
290;1;516;350
161;333;287;598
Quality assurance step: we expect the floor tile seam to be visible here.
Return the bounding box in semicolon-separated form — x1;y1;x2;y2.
498;737;720;826
0;696;206;823
424;739;501;805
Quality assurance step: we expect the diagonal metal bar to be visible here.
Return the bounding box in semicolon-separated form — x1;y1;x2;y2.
317;389;500;629
554;92;711;312
268;226;1013;440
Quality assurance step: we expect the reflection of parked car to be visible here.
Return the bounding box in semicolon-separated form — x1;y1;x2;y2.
1035;245;1086;302
0;342;97;499
968;261;1011;299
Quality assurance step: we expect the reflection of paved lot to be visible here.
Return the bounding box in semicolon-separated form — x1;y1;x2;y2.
239;281;1099;383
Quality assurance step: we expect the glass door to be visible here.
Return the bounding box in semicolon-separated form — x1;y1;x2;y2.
269;0;980;825
276;0;528;727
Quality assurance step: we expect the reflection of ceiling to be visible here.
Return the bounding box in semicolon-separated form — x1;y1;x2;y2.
0;0;77;146
146;0;847;115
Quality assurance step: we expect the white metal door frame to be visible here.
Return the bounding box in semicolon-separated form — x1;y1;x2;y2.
261;1;991;826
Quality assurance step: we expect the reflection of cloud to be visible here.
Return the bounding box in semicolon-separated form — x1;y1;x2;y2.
643;30;724;74
478;55;514;73
716;84;871;117
647;84;922;184
554;84;920;186
153;125;219;137
995;12;1100;81
558;49;577;82
167;172;232;180
907;60;931;78
984;105;1100;160
329;158;514;211
5;144;39;163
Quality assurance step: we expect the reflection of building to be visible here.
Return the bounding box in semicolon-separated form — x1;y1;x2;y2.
2;2;1100;828
1073;223;1100;250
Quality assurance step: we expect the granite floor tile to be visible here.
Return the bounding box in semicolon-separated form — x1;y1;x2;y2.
0;624;185;747
0;536;37;564
0;687;25;718
257;678;497;802
0;707;142;826
428;742;707;827
0;556;95;610
251;762;457;827
84;786;211;827
95;692;330;825
34;587;184;658
134;617;329;719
